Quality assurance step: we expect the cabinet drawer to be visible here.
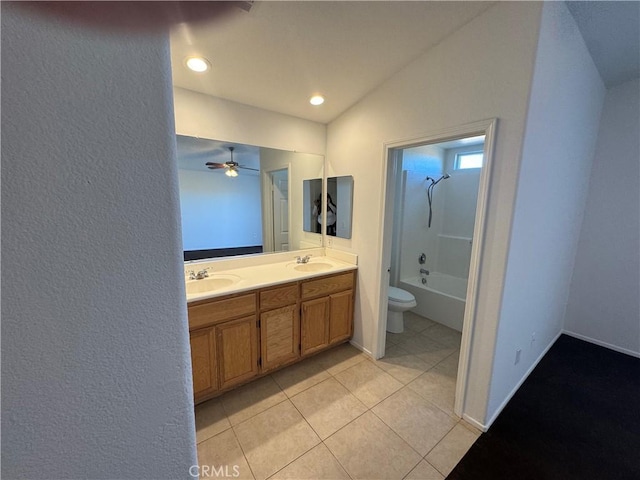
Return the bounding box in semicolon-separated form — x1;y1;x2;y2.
260;283;299;311
301;271;354;299
189;293;257;330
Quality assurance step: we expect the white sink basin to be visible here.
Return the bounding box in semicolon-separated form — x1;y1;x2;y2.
290;262;334;273
186;275;240;295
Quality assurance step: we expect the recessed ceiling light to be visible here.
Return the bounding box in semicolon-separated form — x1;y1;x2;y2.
309;95;325;106
185;56;210;73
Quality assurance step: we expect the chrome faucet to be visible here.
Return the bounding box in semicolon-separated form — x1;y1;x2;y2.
420;268;430;275
187;267;211;280
295;255;312;264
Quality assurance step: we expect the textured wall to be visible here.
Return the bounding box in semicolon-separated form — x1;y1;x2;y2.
1;4;196;478
564;78;640;356
326;2;542;425
489;1;605;421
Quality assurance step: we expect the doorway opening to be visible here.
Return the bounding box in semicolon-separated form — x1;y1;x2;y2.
377;119;497;419
265;168;289;252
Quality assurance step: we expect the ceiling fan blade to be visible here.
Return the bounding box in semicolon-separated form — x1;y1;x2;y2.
205;162;227;169
237;165;260;172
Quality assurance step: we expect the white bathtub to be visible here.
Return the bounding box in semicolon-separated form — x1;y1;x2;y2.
399;273;467;332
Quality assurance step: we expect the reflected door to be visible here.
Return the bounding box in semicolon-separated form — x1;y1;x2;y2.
272;169;289;251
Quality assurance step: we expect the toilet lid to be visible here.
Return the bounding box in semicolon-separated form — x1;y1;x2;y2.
388;286;415;303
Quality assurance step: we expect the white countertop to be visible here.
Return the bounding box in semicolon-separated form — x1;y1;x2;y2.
185;254;357;303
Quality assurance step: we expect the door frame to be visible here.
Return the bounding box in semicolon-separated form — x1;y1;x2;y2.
375;118;498;418
261;166;290;253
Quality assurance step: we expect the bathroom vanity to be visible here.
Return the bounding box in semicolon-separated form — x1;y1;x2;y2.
186;255;357;404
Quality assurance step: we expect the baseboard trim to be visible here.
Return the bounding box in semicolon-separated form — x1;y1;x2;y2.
484;330;563;429
349;339;372;358
462;414;488;433
562;330;639;358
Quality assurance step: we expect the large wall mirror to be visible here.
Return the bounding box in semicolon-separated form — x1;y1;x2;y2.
177;135;324;261
327;176;354;238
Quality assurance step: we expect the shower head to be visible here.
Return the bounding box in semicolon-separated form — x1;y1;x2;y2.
427;173;450;186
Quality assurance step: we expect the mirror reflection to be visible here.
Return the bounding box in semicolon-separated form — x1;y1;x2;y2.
302;178;323;234
176;135;324;261
326;176;354;238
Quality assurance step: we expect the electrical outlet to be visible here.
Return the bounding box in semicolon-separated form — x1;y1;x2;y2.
531;332;536;346
515;348;522;365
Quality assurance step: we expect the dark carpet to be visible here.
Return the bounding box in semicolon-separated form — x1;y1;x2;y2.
448;334;640;480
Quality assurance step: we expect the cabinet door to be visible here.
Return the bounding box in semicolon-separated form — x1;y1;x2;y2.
300;297;330;356
260;304;300;371
217;316;259;390
190;327;218;400
329;290;353;344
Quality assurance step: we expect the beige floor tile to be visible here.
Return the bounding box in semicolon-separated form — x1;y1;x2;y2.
372;388;457;456
269;443;349;480
271;358;331;398
324;411;421;480
197;429;254;480
397;336;456;367
404;312;436;333
421;324;462;348
386;329;419;345
425;423;480;477
221;376;287;426
406;369;457;415
195;398;231;444
434;350;460;379
373;344;432;384
334;360;403;408
290;377;367;439
310;342;367;376
404;460;444;480
234;400;320;480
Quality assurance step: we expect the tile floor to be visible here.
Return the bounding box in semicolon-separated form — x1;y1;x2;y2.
195;312;479;480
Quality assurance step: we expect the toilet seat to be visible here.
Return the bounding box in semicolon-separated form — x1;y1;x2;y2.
388;286;415;304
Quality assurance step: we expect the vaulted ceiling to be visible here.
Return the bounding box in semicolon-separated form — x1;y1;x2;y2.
170;1;639;124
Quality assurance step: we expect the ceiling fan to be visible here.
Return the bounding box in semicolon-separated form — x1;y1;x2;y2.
205;147;259;177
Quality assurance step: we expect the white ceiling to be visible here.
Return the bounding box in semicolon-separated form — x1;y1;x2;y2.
566;1;640;87
170;1;640;125
170;1;493;124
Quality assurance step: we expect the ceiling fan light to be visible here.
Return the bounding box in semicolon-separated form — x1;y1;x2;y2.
225;168;238;177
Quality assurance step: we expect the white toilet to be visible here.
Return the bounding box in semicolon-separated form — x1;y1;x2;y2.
387;286;417;333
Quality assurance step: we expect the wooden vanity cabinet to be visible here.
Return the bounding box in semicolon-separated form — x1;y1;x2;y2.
188;269;356;404
188;293;258;403
189;327;218;399
259;283;300;372
300;271;355;356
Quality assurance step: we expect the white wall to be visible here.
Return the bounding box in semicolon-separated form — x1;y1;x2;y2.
178;169;263;250
564;78;640;357
1;4;195;479
173;87;327;155
488;1;606;420
327;2;543;425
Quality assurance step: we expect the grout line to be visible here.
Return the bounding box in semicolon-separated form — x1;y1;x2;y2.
228;424;258;480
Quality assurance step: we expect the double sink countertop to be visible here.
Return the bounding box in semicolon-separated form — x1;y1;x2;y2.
185;249;358;303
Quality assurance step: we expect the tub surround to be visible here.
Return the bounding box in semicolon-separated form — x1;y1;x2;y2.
185;248;358;303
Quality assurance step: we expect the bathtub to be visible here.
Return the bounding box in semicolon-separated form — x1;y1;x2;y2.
399;273;467;332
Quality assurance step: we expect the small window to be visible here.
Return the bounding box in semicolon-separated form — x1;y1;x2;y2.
455;151;483;170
